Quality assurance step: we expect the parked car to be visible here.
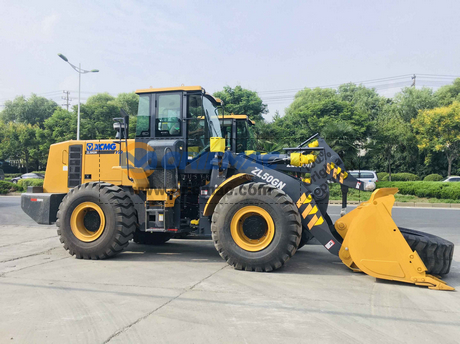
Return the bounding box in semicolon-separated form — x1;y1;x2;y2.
10;173;44;184
0;169;4;181
348;170;378;190
443;176;460;182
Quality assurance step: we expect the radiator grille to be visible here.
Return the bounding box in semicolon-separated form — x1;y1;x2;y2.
68;145;82;187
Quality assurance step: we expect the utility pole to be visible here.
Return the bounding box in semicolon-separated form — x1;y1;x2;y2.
62;90;71;111
411;74;416;87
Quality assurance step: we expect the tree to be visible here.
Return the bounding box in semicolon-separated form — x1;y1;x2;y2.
0;94;59;127
368;111;411;181
337;83;388;121
79;93;120;140
272;88;370;167
435;78;460;106
213;86;268;122
1;122;40;172
111;92;139;117
391;87;438;122
412;102;460;177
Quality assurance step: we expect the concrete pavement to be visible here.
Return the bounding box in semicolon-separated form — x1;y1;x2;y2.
0;196;459;343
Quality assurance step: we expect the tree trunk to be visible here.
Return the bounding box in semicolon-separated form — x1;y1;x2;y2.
388;156;392;182
25;151;29;173
447;154;453;177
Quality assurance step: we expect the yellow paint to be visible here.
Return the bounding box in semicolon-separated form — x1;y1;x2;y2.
301;204;313;218
210;137;226;152
230;206;275;252
70;202;105;242
190;219;199;226
244;150;256;155
337;188;454;291
302;178;311;184
296;193;312;208
309;205;318;215
43;139;154;193
203;173;253;216
146;189;180;207
290;153;316;166
308;140;319;148
136;86;202;94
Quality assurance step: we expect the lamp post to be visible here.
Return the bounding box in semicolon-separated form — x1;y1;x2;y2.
58;54;99;140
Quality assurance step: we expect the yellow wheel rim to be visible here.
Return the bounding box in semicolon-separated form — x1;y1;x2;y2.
230;206;275;252
70;202;106;242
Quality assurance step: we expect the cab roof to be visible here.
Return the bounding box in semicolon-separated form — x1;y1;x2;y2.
136;86;203;94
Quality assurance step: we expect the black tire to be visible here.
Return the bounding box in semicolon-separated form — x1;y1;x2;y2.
211;182;302;272
133;231;171;245
400;227;454;275
56;182;137;259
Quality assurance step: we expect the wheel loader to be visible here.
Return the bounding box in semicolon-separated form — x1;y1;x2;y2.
21;85;454;290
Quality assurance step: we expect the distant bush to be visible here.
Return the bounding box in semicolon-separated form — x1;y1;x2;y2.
18;179;44;191
0;181;21;194
377;181;460;200
5;173;21;180
423;174;443;182
382;173;420;181
377;172;388;181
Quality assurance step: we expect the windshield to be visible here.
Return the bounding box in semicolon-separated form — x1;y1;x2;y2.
202;96;222;138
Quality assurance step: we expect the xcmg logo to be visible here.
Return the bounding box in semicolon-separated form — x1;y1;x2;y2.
86;143;117;151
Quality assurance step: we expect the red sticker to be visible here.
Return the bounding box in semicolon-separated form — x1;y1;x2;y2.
325;240;335;249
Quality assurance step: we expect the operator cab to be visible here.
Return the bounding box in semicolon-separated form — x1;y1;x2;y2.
134;86;224;164
220;114;256;154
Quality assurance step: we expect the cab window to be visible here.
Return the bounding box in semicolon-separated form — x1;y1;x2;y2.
136;94;151;137
156;94;181;137
186;95;206;158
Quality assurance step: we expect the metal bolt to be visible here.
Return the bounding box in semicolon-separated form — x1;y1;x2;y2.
345;247;348;251
417;267;422;272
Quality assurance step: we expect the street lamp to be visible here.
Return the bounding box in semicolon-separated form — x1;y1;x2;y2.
58;53;99;140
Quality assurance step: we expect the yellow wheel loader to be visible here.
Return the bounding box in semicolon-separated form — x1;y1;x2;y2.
21;86;454;290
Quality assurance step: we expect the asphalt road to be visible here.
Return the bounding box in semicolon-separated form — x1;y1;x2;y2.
0;196;459;343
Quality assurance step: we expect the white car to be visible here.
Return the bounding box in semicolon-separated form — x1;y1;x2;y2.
443;176;460;182
349;170;378;191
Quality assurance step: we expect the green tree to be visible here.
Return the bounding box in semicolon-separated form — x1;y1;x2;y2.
412;102;460;177
79;93;119;140
272;88;370;167
435;78;460;106
1;122;40;172
368;111;411;181
0;94;59;127
213;86;268;122
337;83;388;121
391;87;438;122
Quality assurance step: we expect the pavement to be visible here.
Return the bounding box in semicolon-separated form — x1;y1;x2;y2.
0;196;459;344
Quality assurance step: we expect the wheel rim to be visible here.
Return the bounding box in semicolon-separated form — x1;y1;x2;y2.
231;206;275;252
70;202;106;242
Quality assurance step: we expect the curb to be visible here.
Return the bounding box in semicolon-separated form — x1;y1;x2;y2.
329;200;460;209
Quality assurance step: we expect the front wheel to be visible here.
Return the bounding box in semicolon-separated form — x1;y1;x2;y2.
211;182;302;272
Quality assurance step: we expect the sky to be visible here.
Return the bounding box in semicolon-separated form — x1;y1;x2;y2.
1;0;460;121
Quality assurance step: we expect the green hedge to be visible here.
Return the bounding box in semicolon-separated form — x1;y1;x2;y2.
423;173;443;181
377;172;388;181
4;173;21;179
382;173;420;181
0;181;21;194
17;179;44;190
376;181;460;200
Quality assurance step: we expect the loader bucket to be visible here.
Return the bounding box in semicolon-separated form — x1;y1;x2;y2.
335;188;454;291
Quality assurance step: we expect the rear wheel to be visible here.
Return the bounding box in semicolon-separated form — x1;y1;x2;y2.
400;227;454;275
133;232;171;245
56;182;137;259
211;182;302;272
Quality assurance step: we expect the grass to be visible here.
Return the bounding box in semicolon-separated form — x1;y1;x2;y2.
329;189;460;203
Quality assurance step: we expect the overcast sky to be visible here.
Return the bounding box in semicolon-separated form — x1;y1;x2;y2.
1;0;459;120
